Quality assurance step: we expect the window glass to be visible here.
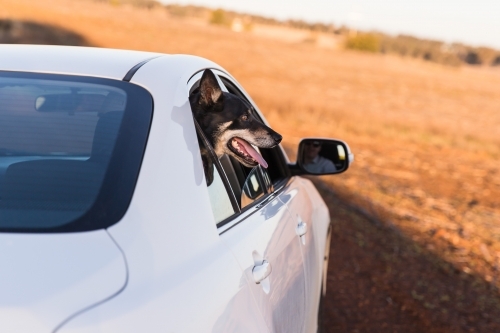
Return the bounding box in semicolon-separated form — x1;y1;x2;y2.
206;165;235;224
0;72;153;232
260;166;274;193
241;167;264;209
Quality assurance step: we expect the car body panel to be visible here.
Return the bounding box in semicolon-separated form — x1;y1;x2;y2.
220;193;307;333
282;177;331;333
0;230;126;332
0;45;162;80
206;73;308;332
58;56;269;332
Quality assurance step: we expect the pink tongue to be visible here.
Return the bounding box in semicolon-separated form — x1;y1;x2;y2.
234;138;268;168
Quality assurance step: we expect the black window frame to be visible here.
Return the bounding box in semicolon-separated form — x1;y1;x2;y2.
0;71;153;233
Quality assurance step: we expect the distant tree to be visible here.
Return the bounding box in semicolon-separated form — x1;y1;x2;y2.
464;52;482;65
492;55;500;66
475;47;497;65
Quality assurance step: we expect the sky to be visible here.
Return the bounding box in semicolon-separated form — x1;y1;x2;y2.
159;0;500;49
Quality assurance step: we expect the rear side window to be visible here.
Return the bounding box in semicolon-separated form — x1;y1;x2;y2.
0;72;153;232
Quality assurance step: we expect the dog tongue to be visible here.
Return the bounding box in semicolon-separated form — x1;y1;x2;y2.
234;137;268;168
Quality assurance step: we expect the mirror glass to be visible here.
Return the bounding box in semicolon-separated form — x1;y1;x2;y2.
299;139;348;175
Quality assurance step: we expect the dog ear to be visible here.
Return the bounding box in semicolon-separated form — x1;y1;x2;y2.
199;69;222;107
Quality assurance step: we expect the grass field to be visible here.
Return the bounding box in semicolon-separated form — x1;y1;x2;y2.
2;0;500;330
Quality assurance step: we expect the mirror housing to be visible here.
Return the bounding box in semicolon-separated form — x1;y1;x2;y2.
289;138;354;176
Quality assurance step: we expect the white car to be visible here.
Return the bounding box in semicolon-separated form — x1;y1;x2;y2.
0;45;352;333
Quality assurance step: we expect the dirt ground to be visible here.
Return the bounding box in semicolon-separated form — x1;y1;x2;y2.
314;179;500;332
2;0;500;331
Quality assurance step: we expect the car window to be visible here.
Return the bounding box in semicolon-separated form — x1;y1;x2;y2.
0;72;153;232
188;70;286;226
197;135;237;224
202;76;269;207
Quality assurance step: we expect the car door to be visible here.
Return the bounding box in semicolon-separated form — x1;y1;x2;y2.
188;71;307;333
279;178;322;333
219;195;306;333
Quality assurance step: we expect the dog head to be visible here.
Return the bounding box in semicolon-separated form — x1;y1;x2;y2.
190;69;282;168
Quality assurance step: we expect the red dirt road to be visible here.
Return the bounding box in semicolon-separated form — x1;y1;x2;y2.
316;180;500;333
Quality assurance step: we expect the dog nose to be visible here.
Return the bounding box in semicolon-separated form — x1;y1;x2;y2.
272;132;282;144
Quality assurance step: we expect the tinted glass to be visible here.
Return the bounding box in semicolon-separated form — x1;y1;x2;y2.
241;167;264;209
196;136;236;224
207;166;236;223
0;72;153;232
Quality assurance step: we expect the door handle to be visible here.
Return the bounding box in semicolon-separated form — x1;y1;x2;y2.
296;221;307;237
252;260;272;284
296;220;307;245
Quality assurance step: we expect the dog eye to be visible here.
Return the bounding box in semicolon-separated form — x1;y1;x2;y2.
241;115;249;121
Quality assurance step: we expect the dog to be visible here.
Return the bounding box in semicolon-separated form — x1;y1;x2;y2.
190;69;282;186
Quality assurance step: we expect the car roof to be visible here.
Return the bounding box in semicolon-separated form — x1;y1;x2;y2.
0;45;165;80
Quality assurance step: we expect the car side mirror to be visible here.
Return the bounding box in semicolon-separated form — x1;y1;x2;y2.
290;138;354;176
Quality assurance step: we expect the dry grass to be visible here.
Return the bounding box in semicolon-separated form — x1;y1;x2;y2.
2;0;500;328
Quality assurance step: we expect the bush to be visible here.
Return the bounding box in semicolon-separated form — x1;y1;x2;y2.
210;9;230;27
345;33;380;53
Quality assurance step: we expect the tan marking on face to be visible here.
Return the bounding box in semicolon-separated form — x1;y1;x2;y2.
213;121;233;157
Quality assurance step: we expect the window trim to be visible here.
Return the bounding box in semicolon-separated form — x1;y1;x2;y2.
217;185;285;235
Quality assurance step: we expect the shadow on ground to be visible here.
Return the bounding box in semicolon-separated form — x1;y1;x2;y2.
0;19;90;46
313;178;500;333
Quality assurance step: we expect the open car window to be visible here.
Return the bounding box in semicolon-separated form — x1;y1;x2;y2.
188;70;289;227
